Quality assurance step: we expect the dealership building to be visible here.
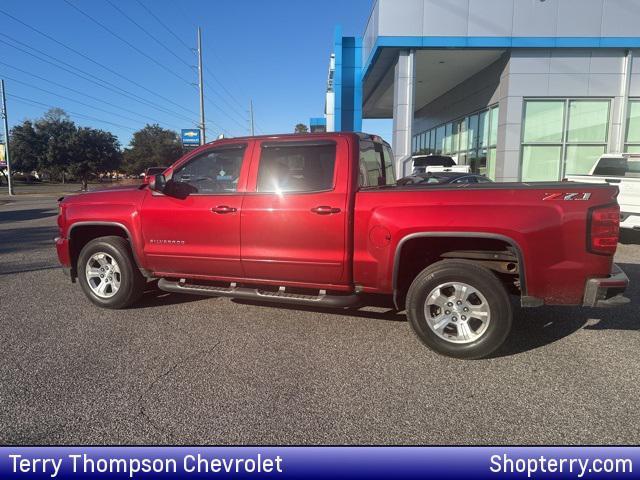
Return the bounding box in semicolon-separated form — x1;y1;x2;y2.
324;0;640;181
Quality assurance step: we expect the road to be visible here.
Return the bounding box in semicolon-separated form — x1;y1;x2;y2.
1;195;639;445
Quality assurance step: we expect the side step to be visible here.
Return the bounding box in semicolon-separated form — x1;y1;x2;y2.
157;278;360;308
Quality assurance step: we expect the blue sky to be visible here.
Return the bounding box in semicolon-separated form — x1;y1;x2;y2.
0;0;391;147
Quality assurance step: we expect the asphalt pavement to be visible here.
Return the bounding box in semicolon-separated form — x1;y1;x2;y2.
1;195;639;445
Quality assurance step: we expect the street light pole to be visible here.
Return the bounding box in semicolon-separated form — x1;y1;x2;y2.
0;80;14;196
249;99;255;136
197;27;206;145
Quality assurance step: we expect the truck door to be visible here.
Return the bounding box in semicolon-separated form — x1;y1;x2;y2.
140;143;250;278
241;137;350;286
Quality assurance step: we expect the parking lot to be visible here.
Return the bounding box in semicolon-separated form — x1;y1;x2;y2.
1;194;639;445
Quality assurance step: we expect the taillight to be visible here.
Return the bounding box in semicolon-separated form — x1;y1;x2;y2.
588;204;620;255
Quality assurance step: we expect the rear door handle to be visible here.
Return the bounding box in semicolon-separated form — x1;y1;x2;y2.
311;206;341;215
211;205;237;214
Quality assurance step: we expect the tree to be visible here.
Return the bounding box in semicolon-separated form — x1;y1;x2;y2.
68;127;122;191
9;120;43;174
9;108;122;188
122;124;182;175
294;123;308;134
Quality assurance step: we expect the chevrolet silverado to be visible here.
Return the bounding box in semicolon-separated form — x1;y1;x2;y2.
55;133;630;359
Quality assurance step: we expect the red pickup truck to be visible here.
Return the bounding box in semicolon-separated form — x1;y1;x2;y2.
55;133;629;359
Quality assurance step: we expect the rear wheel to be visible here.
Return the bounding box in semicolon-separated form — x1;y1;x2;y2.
406;260;512;359
77;236;145;309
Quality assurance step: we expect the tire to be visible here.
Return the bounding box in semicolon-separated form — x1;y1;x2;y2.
77;236;145;309
406;259;512;360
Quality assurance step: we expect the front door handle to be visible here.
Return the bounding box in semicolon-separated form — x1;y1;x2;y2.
211;205;237;214
311;206;341;215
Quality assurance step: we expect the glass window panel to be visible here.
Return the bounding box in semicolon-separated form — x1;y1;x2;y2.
458;120;468;154
489;106;499;146
625;144;640;153
626;101;640;143
564;145;606;176
468;114;479;151
174;146;246;193
258;143;336;193
486;148;497;180
523;101;564;143
444;123;453;154
435;125;445;154
468;149;481;174
521;145;562;181
412;135;417;153
567;100;609;143
479;110;488;148
451;122;460;154
428;129;435;153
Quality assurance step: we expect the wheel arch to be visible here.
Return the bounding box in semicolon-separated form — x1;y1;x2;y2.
68;221;147;279
392;232;530;309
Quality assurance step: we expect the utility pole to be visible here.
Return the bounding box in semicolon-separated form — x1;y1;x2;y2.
249;100;255;136
1;80;14;196
197;27;206;145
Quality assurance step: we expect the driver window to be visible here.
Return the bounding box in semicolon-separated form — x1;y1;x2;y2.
172;145;246;193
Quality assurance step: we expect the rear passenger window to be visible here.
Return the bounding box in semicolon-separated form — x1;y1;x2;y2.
359;139;396;187
257;141;336;193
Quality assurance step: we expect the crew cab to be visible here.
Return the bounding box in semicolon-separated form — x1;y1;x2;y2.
565;154;640;231
55;133;629;359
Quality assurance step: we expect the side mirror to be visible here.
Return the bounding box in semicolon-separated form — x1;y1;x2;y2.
149;174;166;192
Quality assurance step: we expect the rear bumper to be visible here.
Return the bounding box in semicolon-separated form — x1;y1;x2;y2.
583;264;630;307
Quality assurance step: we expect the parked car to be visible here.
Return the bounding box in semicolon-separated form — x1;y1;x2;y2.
142;167;167;184
55;133;629;359
565;154;640;231
410;154;470;174
398;172;493;186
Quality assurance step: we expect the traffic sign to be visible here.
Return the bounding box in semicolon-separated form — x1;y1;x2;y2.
181;129;201;146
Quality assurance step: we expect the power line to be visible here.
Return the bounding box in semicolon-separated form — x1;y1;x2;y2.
135;0;194;53
204;87;248;132
203;65;248;116
0;62;182;129
205;121;234;138
0;35;199;126
174;3;250;114
62;0;195;86
0;7;198;118
62;1;245;135
0;73;181;131
7;93;138;132
104;0;194;71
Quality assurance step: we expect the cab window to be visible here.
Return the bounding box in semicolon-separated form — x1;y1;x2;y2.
172;145;246;193
359;139;396;187
257;141;336;193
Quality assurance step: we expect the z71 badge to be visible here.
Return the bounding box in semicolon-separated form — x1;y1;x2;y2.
543;192;592;201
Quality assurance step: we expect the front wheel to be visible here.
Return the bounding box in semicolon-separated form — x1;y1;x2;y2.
406;260;512;359
77;236;145;309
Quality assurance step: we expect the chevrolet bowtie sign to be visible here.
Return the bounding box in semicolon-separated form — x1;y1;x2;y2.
181;129;201;146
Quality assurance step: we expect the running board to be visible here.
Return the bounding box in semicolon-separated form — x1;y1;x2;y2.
157;279;360;308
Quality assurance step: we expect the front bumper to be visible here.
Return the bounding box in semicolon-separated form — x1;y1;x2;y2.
55;236;71;268
583;264;630;307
